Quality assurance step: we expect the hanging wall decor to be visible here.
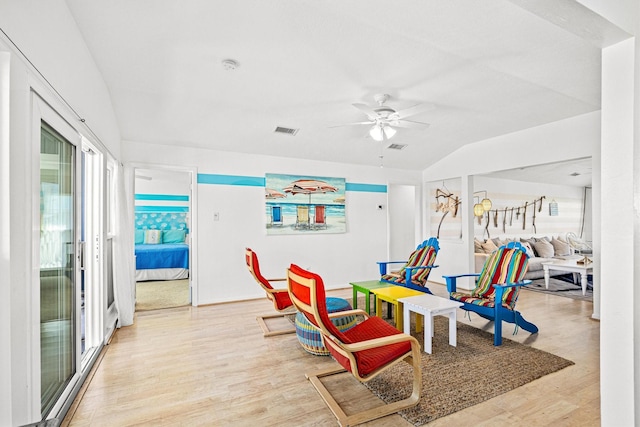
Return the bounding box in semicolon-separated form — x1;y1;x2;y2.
549;199;559;216
431;179;462;239
265;173;346;235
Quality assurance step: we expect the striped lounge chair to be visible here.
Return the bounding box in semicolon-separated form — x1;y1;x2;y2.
444;241;538;346
377;237;439;293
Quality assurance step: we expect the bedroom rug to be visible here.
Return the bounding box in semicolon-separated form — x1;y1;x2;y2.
361;316;574;426
524;274;593;301
136;279;190;311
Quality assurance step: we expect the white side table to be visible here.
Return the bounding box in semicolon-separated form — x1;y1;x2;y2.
398;294;463;354
542;259;593;295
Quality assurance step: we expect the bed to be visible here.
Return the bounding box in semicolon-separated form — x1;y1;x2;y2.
135;229;189;281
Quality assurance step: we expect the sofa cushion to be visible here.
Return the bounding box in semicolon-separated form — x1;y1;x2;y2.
481;239;499;253
519;241;536;258
474;238;485;253
533;240;554;258
551;237;571;256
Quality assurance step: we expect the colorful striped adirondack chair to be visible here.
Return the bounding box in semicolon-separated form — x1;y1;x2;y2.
444;241;538;346
287;264;422;426
377;237;439;293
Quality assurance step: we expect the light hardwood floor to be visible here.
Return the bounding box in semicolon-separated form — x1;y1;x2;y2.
62;282;600;426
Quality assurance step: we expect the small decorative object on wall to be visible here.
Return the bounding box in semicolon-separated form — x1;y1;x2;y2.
432;180;462;239
265;173;346;235
474;194;546;236
549;199;559;216
473;190;492;227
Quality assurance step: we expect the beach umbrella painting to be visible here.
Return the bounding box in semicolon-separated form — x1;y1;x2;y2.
283;179;338;204
265;188;286;199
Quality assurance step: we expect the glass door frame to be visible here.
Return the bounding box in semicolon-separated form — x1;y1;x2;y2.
31;92;104;421
79;136;104;370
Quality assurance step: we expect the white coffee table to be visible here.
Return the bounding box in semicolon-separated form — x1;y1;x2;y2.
542;258;593;295
398;294;463;354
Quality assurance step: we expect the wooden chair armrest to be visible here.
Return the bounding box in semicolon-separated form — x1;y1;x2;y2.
265;287;289;295
267;278;287;282
334;332;419;352
328;309;368;320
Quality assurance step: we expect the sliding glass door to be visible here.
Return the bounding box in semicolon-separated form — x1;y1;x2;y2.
39;122;76;416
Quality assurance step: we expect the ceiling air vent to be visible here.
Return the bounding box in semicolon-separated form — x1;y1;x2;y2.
274;126;299;136
387;143;407;150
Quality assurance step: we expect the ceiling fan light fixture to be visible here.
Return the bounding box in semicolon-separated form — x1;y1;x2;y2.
369;125;383;141
383;126;396;139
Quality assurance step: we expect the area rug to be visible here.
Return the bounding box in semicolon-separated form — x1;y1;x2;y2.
362;316;574;426
135;279;190;311
523;274;592;301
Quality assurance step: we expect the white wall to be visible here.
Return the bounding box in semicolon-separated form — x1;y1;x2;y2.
599;38;636;426
122;141;422;304
135;169;191;196
0;0;121;157
469;177;586;240
0;2;122;424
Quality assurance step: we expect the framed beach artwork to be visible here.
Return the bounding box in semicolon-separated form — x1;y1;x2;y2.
265;173;346;235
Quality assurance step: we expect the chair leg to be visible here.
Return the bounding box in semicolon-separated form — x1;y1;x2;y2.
305;350;421;427
514;311;539;334
256;313;296;337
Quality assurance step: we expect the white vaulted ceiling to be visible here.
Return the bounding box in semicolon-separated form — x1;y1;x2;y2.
63;0;621;170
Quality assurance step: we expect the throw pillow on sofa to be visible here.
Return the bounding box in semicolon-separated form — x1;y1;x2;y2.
532;240;554;258
519;241;536;258
551;236;571;256
474;238;485;253
481;239;499;253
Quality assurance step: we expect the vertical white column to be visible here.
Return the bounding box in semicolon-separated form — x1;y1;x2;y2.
600;38;636;426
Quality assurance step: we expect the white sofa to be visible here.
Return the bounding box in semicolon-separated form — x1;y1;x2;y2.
474;235;577;280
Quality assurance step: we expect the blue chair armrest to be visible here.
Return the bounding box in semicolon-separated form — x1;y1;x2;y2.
493;279;532;290
493;280;532;307
377;260;408;275
404;265;439;283
443;273;480;293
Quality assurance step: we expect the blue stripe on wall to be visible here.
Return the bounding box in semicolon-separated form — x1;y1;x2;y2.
135;194;189;201
197;174;265;186
346;183;387;193
197;173;386;193
135;206;190;213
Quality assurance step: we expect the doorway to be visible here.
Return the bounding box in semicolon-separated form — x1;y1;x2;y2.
388;184;418;260
133;167;196;310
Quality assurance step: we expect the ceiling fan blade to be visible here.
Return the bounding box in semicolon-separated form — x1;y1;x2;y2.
328;121;374;128
351;103;379;117
391;103;436;119
392;119;431;129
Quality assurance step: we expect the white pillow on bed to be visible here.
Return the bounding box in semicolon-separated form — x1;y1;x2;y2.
144;229;162;244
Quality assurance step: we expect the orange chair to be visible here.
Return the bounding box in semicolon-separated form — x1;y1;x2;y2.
287;264;422;426
313;205;327;229
245;248;296;337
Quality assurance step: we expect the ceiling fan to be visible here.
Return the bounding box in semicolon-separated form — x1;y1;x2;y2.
332;94;434;141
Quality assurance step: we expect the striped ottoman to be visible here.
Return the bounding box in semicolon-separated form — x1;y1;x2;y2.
295;297;357;356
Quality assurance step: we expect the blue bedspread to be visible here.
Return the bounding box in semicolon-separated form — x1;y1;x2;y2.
135;244;189;270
